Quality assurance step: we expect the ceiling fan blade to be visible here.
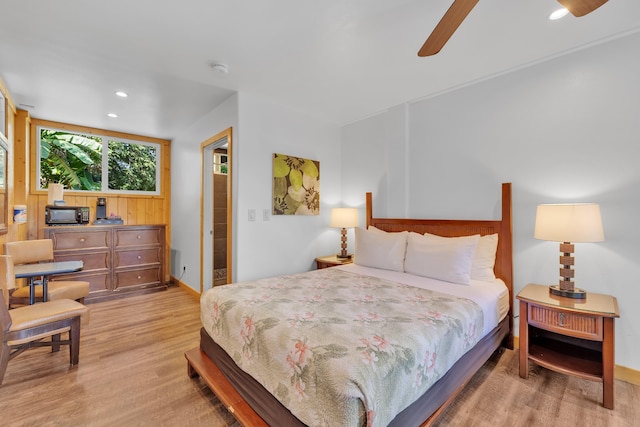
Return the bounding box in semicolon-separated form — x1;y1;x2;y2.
418;0;479;57
557;0;608;17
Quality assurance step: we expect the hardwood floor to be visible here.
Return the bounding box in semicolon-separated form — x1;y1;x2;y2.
1;286;637;426
433;348;638;427
0;285;239;427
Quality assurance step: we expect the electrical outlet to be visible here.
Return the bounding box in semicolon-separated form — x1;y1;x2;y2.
263;209;270;221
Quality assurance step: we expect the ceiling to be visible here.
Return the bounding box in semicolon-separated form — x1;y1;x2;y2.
1;0;640;140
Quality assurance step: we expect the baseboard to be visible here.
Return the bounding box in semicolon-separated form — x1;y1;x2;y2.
513;335;640;385
170;276;201;298
615;365;640;386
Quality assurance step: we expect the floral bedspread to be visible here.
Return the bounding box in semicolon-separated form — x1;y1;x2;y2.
200;267;483;427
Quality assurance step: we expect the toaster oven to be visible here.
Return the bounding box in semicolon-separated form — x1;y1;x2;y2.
45;205;90;225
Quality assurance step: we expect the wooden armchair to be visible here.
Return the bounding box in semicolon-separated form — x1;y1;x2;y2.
0;255;89;385
5;239;90;306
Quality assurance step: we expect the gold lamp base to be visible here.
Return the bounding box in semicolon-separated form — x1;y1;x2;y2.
549;285;586;299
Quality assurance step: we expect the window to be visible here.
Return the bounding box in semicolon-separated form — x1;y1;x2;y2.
213;150;228;175
37;127;160;194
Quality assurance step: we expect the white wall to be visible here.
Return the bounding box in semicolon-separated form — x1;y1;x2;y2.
171;93;239;291
171;92;342;291
235;92;342;281
341;32;640;371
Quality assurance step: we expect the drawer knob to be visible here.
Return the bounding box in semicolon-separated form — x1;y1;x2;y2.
80;238;85;242
559;313;566;327
137;255;142;260
137;235;142;239
137;275;142;280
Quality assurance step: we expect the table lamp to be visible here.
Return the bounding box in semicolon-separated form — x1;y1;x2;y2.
330;208;359;259
534;203;604;299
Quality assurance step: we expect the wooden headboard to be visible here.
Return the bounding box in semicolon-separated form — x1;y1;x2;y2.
365;182;514;349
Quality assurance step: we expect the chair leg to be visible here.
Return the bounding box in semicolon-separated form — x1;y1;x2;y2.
52;333;61;353
69;316;81;366
0;341;10;385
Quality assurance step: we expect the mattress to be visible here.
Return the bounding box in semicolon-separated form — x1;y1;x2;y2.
200;266;508;426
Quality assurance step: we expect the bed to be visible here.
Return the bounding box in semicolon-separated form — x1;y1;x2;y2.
186;182;513;426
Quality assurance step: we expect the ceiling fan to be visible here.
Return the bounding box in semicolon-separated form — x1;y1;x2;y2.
418;0;610;57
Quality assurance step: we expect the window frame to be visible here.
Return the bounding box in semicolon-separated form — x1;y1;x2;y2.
35;124;162;196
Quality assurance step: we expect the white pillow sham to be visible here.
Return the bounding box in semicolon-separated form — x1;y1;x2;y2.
365;226;499;282
354;227;407;272
424;232;498;281
404;232;479;285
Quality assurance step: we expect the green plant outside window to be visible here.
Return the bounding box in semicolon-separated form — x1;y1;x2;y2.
38;128;159;194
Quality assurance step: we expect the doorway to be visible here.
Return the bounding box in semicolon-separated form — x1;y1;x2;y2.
200;127;232;294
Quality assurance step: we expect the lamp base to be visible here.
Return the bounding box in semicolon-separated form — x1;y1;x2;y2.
549;285;586;299
336;253;352;259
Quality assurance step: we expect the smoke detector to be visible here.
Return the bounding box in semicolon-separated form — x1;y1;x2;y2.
210;62;229;75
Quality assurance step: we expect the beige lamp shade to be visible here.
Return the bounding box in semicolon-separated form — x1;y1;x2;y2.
534;203;604;299
534;203;604;243
330;208;359;228
330;208;358;259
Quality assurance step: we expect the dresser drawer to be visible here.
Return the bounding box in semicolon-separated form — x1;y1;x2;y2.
53;251;110;272
115;228;162;247
49;229;110;251
114;248;162;268
528;305;603;341
114;266;161;290
52;272;110;295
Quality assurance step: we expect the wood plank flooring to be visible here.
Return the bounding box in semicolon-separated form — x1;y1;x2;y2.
1;286;637;426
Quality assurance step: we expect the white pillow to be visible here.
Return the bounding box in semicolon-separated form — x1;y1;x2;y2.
367;225;389;234
424;233;498;281
404;232;479;285
471;234;498;281
354;227;408;272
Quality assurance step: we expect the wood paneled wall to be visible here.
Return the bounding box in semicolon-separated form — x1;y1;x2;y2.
0;77;27;251
27;118;172;283
0;99;173;283
27;118;171;236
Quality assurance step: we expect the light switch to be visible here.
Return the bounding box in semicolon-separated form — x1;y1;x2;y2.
248;209;256;221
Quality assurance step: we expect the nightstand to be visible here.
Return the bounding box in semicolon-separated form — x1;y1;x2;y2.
315;255;353;269
517;283;620;409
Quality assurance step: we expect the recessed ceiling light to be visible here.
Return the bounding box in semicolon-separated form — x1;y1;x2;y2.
549;8;569;20
115;91;128;98
107;113;118;118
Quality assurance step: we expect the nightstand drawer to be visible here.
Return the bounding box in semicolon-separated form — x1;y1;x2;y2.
529;305;603;341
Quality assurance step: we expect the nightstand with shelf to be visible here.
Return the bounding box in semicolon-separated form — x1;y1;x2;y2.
517;283;619;409
315;255;353;269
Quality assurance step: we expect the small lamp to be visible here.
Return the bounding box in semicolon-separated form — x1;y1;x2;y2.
330;208;359;259
534;203;604;299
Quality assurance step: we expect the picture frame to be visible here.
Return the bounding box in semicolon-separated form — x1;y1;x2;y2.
272;153;320;215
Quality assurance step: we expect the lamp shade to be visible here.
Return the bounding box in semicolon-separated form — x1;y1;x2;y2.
330;208;359;228
534;203;604;243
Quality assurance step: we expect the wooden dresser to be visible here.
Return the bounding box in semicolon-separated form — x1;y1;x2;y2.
44;225;167;303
